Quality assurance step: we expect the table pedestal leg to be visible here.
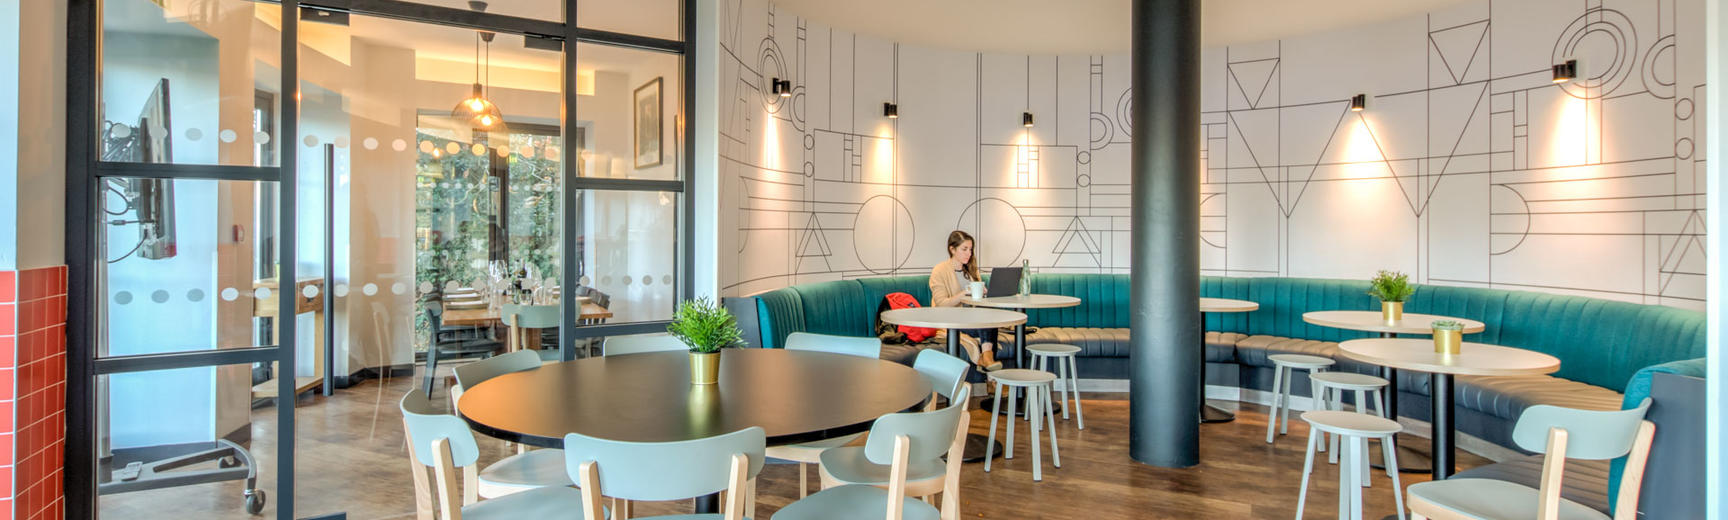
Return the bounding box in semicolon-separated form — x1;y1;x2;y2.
1372;332;1434;474
1432;373;1456;479
695;493;718;514
949;328;1003;463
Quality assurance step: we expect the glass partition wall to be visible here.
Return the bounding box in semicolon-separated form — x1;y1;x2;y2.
66;0;693;518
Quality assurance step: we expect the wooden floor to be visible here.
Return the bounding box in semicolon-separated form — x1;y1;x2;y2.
99;367;1487;519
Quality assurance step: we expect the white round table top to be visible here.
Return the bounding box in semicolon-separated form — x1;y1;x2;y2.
1302;310;1486;334
1337;338;1559;377
960;294;1083;309
1200;297;1259;313
879;307;1027;329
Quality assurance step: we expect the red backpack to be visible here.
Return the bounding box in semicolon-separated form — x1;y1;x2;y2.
883;292;938;342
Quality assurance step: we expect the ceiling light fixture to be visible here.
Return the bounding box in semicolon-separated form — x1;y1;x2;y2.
451;1;506;131
1022;112;1034;127
1552;59;1578;83
884;102;898;119
1350;94;1367;112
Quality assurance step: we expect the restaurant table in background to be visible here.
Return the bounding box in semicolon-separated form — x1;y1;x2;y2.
960;294;1082;417
880;306;1026;462
1198;298;1257;423
1301;310;1486;473
1338;338;1559;479
457;349;931;513
441;301;615;326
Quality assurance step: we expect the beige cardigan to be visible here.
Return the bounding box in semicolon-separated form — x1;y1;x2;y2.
927;259;981;348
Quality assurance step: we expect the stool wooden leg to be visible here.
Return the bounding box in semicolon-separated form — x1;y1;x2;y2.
1348;437;1365;520
1043;384;1060;468
798;462;807;498
1267;366;1285;443
1005;385;1018;458
1385;434;1406;520
1058;357;1072;420
1029;385;1043;482
1327;388;1342;465
1280;368;1295;435
1068;356;1084;430
1296;428;1318;520
985;382;1003;472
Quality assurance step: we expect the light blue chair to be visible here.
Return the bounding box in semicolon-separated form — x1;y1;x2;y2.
500;304;560;356
602;334;688;356
768;332;885;497
912;350;970;409
782;387;971;520
1407;399;1656;520
399;393;586;519
443;352;572;499
565;427;766;520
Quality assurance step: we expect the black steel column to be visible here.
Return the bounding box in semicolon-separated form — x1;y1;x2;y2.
1433;373;1456;479
1128;0;1202;467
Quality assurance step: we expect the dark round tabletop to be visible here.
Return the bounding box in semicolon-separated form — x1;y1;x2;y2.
457;349;933;448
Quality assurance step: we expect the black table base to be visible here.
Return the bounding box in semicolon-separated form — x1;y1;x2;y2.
962;435;1005;463
694;494;719;514
1200;402;1236;423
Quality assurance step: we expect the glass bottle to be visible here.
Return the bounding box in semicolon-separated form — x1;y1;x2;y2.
1019;258;1033;296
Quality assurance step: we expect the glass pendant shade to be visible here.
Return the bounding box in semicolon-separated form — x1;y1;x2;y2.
452;82;507;131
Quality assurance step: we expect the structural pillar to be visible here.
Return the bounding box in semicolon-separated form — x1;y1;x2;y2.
1128;0;1202;467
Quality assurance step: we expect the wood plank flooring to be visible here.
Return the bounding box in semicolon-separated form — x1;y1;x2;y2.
98;369;1485;519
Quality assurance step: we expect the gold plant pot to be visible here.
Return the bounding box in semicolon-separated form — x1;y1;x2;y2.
1381;301;1404;324
690;351;721;385
1433;328;1462;355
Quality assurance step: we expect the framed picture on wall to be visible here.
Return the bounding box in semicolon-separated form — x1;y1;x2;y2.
634;77;664;169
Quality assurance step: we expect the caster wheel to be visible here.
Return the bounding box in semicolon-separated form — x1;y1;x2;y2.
245;490;266;515
219;456;240;468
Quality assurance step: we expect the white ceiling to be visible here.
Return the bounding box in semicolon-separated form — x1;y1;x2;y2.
771;0;1479;54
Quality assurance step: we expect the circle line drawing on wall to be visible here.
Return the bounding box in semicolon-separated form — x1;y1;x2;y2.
1641;34;1677;99
955;198;1028;267
851;195;916;274
1489;185;1532;256
1553;8;1636;99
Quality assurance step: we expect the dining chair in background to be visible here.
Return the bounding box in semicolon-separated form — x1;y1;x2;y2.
423;306;504;396
601;334;687;356
1406;399;1656;520
399;393;586;519
767;332;886;497
564;427;766;520
783;386;971;520
499;304;560;358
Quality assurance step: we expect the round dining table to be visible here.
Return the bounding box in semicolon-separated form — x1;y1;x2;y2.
879;306;1026;462
1301;310;1486;473
1338;338;1559;480
457;349;932;512
960;294;1081;416
1198;298;1258;423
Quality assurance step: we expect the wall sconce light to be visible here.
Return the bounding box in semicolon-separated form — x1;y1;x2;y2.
1349;94;1367;112
1022;112;1035;127
1552;59;1578;83
884;102;898;119
771;78;792;97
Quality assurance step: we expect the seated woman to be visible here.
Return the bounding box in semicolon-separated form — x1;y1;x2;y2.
928;230;1001;371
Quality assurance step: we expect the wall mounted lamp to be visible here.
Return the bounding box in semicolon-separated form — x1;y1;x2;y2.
1022;112;1035;127
1552;59;1578;83
771;78;792;97
884;102;898;119
1349;94;1367;112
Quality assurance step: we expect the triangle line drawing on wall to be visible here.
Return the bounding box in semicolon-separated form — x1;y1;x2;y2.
1657;210;1707;295
1429;19;1490;85
1415;81;1490;215
796;212;833;257
1052;217;1104;267
1283;104;1354;217
1354;113;1424;217
1226;111;1287;214
1227;58;1280;110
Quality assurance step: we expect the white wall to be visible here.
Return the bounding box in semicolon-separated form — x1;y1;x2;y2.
719;0;1709;313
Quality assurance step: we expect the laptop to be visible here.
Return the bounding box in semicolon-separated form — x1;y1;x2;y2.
985;267;1022;298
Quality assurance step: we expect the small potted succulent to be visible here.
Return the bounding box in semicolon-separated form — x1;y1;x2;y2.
1431;319;1464;355
667;297;744;384
1367;270;1416;324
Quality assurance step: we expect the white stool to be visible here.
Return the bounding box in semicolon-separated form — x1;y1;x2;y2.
984;368;1061;481
1310;371;1391;470
1027;344;1084;430
1266;354;1335;444
1296;410;1405;520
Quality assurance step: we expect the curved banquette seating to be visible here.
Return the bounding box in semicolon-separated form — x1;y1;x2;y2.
747;274;1706;455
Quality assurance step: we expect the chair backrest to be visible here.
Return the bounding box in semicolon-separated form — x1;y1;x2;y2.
603;334;687;356
399;392;480;469
453;350;541;395
563;427;766;502
502;304;560;329
913;349;969;401
862;386;970;465
1514;399;1652;460
784;332;881;359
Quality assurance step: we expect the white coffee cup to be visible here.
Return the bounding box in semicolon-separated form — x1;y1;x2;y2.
968;281;986;299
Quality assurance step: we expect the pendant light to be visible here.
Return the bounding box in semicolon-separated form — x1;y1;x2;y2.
451;1;507;130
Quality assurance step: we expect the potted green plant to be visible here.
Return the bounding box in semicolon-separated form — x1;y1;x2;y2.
1367;270;1416;324
667;297;744;384
1431;319;1463;355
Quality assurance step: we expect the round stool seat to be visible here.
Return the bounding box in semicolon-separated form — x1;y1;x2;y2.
1309;371;1389;391
1301;410;1401;437
1269;354;1335;369
1026;344;1081;356
989;369;1057;387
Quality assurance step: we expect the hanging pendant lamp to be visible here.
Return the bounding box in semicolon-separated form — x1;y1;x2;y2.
451;1;507;131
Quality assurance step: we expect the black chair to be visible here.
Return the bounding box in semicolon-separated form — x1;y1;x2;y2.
422;306;504;397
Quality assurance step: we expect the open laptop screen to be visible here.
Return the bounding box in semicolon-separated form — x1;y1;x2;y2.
986;267;1022;297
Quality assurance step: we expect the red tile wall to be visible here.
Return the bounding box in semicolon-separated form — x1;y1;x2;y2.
0;266;67;520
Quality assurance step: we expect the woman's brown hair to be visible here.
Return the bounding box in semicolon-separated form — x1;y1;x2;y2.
947;230;980;282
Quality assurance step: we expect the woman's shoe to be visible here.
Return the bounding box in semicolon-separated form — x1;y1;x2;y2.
978;361;1003;372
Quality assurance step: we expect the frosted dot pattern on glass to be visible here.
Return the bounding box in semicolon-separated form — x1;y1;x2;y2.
186;288;206;302
393;139;408;152
444;280;461;292
391;283;407;295
254;131;271;145
420;141;435;154
662;275;673;286
114;291;133;305
470;143;487;156
150;290;170;303
419;282;434;294
335;136;350;148
362;283;378;296
641;275;652;286
334;284;349;297
185;128;203;142
303;285;319;298
221;288;240;301
363;137;379;150
255;287;272;300
444;142;461;155
303;135;320;148
220;129;238;143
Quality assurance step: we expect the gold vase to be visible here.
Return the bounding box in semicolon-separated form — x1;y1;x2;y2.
1433;328;1462;355
1381;301;1404;324
690;351;720;385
